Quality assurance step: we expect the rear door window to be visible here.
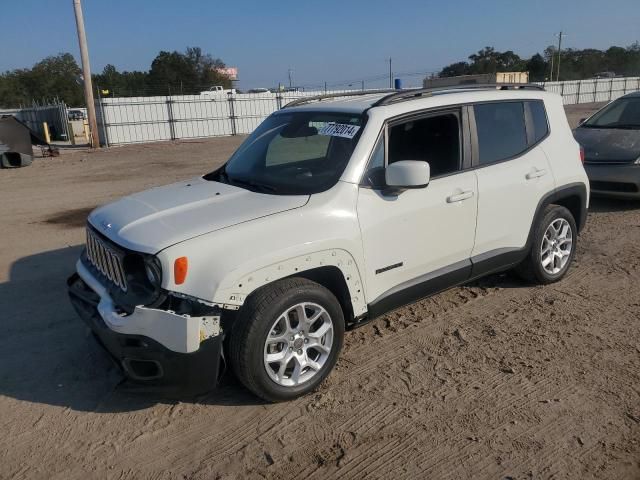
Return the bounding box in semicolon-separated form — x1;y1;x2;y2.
474;102;528;165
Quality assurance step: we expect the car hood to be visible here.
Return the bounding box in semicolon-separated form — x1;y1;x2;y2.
88;177;309;253
574;127;640;163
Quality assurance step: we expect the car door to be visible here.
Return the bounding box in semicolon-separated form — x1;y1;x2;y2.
470;100;556;264
357;108;478;311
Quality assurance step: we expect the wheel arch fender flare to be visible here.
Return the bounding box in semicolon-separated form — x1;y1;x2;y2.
526;182;588;251
212;249;367;318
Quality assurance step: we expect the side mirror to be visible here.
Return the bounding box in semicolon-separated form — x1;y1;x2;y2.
578;118;587;126
384;160;430;195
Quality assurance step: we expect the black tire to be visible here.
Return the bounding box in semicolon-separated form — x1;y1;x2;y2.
228;277;344;402
515;204;577;284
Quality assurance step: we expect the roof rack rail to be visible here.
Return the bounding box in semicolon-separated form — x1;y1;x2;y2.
283;89;396;108
282;83;545;109
373;83;545;107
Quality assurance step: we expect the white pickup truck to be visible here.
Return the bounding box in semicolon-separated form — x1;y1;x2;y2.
200;85;236;96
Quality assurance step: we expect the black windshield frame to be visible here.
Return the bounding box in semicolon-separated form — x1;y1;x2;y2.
205;110;367;195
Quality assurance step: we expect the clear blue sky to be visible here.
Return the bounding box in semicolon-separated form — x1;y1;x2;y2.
1;0;638;89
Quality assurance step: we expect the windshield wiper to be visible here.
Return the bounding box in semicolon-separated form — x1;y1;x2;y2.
229;177;278;193
610;124;640;129
584;123;640;129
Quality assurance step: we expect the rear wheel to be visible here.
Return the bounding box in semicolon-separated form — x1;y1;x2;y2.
515;205;577;284
228;277;344;402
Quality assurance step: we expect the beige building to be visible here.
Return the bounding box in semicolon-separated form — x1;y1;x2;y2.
423;72;529;88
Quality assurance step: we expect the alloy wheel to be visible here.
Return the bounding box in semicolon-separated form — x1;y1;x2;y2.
263;302;334;387
540;218;573;275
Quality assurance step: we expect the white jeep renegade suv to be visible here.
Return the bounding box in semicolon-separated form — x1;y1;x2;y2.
68;85;589;401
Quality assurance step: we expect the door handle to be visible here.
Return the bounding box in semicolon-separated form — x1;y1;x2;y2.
446;190;474;203
526;168;547;180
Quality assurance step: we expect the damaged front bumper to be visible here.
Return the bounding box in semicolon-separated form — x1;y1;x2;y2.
67;261;223;395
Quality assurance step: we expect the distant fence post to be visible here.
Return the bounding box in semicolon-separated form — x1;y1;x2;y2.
228;92;237;136
593;79;598;103
609;78;614;101
560;81;565;102
275;92;283;110
166;95;176;140
58;102;70;141
575;80;581;105
96;88;110;147
97;97;110;147
624;77;628;95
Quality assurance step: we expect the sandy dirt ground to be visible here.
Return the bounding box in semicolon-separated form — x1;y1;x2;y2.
1;103;639;479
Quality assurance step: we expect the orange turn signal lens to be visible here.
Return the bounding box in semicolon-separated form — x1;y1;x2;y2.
174;257;188;285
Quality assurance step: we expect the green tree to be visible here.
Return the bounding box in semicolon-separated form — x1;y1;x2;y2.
185;46;230;89
439;47;526;78
146;47;231;95
440;61;471;77
606;46;630;75
439;43;640;82
148;50;198;94
496;50;525;71
626;42;640;76
0;70;29;107
0;47;233;106
93;64;148;96
28;53;83;104
0;53;83;107
527;53;548;81
467;47;525;74
467;47;500;74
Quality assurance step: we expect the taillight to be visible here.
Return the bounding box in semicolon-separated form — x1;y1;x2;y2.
579;146;585;164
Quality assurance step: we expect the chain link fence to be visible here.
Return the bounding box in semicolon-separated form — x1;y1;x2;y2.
95;90;363;146
96;77;640;146
540;76;640;105
13;102;70;142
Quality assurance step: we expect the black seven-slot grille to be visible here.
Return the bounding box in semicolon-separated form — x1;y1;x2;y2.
85;228;128;292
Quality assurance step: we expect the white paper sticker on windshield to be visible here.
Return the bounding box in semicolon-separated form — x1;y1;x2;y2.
318;123;360;139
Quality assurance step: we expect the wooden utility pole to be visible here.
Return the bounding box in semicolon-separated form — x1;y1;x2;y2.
73;0;100;148
556;31;564;82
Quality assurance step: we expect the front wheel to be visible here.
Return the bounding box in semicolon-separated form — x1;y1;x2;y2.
228;277;344;402
515;204;577;284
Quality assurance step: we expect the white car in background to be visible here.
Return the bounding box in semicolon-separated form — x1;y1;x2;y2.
68;85;589;402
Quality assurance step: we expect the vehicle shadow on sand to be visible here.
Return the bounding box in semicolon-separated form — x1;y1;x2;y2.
3;196;635;414
0;245;266;413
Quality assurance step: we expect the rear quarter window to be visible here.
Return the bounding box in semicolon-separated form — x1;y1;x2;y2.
527;100;550;144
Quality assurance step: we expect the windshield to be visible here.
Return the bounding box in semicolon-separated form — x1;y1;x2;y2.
206;111;364;195
583;97;640;129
